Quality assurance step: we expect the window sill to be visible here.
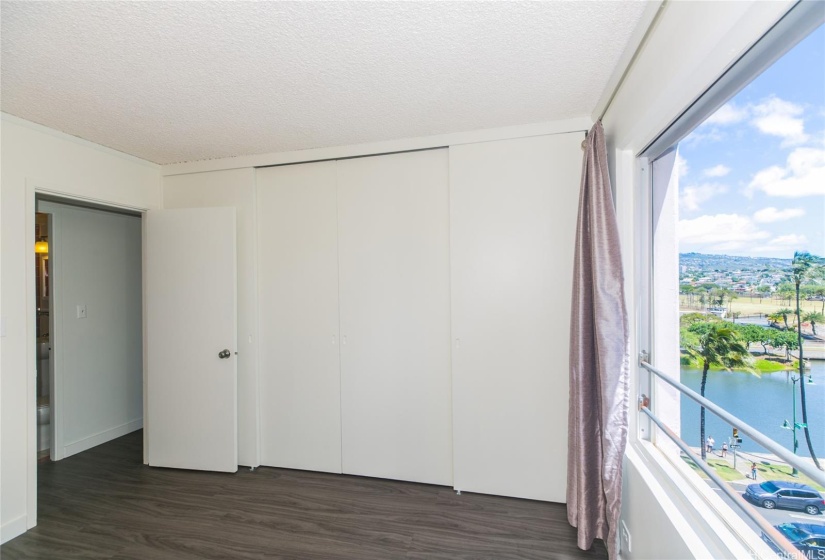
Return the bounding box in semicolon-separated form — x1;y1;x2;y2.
625;439;779;559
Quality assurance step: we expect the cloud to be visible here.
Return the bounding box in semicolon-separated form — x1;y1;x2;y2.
752;207;805;223
751;234;809;254
750;97;808;146
679;183;727;212
768;234;808;246
703;164;730;178
676;153;689;178
678;214;769;251
747;147;825;198
705;102;748;126
690;96;810;148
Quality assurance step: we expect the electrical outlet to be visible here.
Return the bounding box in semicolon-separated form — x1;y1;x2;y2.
621;520;632;554
76;304;87;319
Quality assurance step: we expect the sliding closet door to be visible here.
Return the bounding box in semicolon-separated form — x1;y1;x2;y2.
257;162;342;473
450;133;582;502
337;149;452;486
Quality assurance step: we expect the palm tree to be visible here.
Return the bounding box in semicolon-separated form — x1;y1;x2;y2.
728;293;738;314
803;311;824;336
682;323;754;461
777;308;794;330
792;251;824;470
767;312;784;328
815;286;825;314
778;287;795;306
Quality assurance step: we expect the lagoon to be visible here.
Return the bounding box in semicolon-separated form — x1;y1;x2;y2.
680;360;825;458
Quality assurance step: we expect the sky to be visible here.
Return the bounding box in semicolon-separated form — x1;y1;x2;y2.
678;24;825;259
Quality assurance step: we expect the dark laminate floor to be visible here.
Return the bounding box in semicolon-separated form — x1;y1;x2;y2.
2;431;607;559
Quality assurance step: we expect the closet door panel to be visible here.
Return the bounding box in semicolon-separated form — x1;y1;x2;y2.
257;162;342;473
337;149;452;486
449;133;583;502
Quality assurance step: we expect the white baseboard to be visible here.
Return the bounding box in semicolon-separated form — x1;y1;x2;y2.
1;514;28;544
63;418;143;458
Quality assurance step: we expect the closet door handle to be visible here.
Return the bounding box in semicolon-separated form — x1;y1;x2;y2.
218;349;231;359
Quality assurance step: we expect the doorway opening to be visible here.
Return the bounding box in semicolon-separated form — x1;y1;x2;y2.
34;195;144;464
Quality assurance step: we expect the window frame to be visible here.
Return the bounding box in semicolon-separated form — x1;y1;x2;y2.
627;2;825;557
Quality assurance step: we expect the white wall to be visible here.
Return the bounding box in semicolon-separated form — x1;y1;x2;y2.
602;1;794;558
38;201;143;459
620;448;707;560
162;169;258;467
1;114;160;543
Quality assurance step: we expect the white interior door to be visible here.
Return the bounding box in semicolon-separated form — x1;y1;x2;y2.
256;163;342;473
337;149;453;486
146;207;237;472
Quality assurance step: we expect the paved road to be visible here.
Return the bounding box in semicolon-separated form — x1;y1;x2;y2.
692;448;824;546
703;477;825;534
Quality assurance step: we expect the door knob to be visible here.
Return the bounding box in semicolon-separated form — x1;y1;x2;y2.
218;349;231;359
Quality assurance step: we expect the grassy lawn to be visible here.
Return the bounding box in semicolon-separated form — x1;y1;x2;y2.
680;295;823;319
753;462;825;492
682;454;825;491
681;355;793;372
753;358;793;372
683;455;745;482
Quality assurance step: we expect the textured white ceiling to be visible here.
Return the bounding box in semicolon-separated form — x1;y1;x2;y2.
1;1;648;165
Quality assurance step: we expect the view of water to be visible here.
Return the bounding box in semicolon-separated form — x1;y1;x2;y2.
680;360;825;459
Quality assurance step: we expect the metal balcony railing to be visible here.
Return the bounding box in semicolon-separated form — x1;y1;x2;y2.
639;360;825;560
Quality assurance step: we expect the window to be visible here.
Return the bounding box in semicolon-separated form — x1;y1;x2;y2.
639;3;825;557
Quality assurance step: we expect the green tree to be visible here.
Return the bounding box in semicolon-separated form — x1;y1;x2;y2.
770;330;798;361
813;286;825;314
767;312;784;328
803;311;824;336
680;312;721;328
777;284;795;306
682;323;754;461
791;252;824;470
735;324;773;354
777;308;794;330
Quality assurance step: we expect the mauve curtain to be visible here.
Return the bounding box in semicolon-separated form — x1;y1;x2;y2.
567;121;630;560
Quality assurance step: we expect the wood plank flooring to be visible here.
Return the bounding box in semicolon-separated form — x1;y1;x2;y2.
2;431;607;559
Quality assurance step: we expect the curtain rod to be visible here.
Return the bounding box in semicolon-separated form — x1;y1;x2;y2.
596;1;668;123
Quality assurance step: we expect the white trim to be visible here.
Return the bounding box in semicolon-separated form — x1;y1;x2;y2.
142;214;150;466
0;515;29;545
161;117;593;176
1;113;160;170
63;419;143;458
32;181;149;213
24;184;39;533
